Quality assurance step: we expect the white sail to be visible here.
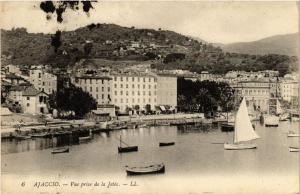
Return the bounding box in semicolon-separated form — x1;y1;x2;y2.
276;99;283;114
234;97;260;143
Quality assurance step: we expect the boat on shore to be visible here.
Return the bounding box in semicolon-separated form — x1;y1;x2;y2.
118;135;138;153
51;147;69;154
159;142;175;147
289;147;299;152
224;97;260;150
125;163;165;175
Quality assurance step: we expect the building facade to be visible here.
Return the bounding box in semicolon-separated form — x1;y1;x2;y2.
29;67;57;95
72;75;112;105
234;80;271;112
111;73;157;111
156;75;177;107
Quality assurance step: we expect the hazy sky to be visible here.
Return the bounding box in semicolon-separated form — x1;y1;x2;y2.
0;1;298;44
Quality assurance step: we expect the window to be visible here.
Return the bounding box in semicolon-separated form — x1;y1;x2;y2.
90;79;92;84
114;77;117;81
90;87;92;92
102;87;104;92
154;85;156;89
42;82;45;86
132;84;134;88
121;84;123;88
96;87;98;92
143;98;145;103
132;99;135;103
115;84;117;88
143;85;145;89
132;77;134;81
115;99;117;103
96;94;99;99
121;91;123;95
115;91;117;95
38;73;41;78
126;84;128;88
149;91;151;96
102;94;104;99
132;91;134;95
27;97;30;100
126;77;128;81
149;98;151;103
138;77;140;82
143;78;145;82
149;85;151;89
126;91;128;96
138;91;140;96
143;91;145;96
102;80;104;84
121;77;123;81
108;87;110;92
27;103;30;107
138;84;140;89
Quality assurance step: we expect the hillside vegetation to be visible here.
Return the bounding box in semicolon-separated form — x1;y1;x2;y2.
1;23;298;75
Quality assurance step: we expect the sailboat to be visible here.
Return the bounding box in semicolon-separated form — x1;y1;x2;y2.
264;99;280;127
224;97;260;150
118;135;138;153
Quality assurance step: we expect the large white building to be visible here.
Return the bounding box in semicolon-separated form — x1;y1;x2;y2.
280;80;299;103
111;73;157;111
72;72;178;113
28;66;57;95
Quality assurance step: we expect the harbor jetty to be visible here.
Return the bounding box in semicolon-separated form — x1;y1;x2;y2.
1;113;212;139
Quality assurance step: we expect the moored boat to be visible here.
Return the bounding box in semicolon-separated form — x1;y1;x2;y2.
289;147;299;152
287;131;300;137
224;97;260;150
264;115;279;127
220;123;234;132
79;130;92;142
31;132;51;138
118;135;138;153
159;142;175;147
51;147;69;154
118;146;138;153
14;134;31;140
125;163;165;175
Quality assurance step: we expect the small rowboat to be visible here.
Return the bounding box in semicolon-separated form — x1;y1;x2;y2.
14;135;31;140
31;132;51;138
287;131;300;137
289;147;299;152
79;135;92;142
51;147;69;154
159;142;175;147
220;123;234;132
125;163;165;175
118;146;138;153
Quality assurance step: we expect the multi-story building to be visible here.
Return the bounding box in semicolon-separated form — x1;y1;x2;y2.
280;80;299;103
72;75;112;105
7;85;49;114
156;74;177;107
72;72;178;113
111;73;157;111
234;80;271;112
28;66;57;95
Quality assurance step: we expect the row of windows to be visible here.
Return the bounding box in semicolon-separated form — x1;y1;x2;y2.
114;98;156;103
94;94;111;100
80;79;107;84
114;76;156;82
114;83;156;89
114;91;156;96
84;86;110;92
243;89;268;95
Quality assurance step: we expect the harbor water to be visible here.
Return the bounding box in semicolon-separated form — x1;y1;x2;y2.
2;121;299;193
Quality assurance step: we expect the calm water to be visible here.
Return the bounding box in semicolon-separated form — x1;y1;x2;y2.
2;121;299;193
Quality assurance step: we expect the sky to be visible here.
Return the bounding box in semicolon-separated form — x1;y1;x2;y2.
0;1;299;44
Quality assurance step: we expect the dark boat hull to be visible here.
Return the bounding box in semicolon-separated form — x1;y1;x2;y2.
126;166;165;176
159;142;175;146
51;148;69;154
220;123;234;132
118;146;138;153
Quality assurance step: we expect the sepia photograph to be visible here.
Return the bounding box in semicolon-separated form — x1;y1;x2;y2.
0;1;299;194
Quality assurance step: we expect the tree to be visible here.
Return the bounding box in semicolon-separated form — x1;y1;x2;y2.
48;83;97;118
